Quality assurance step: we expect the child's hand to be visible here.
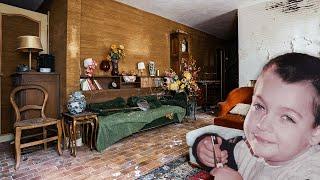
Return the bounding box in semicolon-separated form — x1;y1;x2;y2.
210;166;243;180
196;136;228;167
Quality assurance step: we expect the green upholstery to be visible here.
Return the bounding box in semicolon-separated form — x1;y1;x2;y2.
87;97;127;116
96;105;186;152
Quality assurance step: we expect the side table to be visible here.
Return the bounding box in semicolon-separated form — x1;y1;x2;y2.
62;112;98;157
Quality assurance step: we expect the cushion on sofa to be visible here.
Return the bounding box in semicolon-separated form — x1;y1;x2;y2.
229;103;251;116
127;95;162;109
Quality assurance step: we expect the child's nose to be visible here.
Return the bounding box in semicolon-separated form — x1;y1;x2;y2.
256;114;273;131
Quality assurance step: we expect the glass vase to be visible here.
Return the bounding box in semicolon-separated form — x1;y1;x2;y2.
111;59;119;76
186;95;196;120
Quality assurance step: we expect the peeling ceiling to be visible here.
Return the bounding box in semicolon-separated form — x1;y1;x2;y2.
116;0;270;40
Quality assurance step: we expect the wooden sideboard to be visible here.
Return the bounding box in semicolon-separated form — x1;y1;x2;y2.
11;72;60;119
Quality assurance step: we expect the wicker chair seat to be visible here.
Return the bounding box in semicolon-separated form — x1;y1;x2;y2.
14;118;59;128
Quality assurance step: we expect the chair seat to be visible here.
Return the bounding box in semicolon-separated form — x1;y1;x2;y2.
214;114;245;130
14;118;59;128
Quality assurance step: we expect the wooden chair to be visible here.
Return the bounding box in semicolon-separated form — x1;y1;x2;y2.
10;85;62;169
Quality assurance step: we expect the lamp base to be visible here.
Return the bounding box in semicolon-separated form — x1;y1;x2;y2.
138;70;144;77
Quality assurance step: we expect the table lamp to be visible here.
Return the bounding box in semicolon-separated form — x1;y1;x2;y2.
137;62;145;76
17;35;43;71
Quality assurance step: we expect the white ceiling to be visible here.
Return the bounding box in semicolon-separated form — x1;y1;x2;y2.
116;0;268;40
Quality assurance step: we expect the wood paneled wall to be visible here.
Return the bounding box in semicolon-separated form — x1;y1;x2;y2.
1;15;39;133
48;0;67;111
47;0;228;110
80;0;226;77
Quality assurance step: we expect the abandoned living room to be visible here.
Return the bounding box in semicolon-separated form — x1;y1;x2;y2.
0;0;319;179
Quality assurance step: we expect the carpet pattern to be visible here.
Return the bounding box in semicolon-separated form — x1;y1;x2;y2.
137;156;203;180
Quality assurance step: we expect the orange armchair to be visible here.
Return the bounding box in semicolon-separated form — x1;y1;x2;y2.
214;87;254;130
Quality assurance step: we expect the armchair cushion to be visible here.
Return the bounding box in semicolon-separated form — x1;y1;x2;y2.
214;114;245;130
229;103;251;116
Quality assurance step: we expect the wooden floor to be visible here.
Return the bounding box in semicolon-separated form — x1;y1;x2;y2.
0;113;214;180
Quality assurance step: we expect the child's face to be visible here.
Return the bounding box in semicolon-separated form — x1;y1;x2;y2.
244;68;319;165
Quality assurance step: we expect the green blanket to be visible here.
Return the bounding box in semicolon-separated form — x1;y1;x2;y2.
96;105;186;152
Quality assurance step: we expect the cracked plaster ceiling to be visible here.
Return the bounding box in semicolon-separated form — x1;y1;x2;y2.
116;0;270;40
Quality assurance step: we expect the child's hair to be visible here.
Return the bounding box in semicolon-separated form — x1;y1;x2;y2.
262;53;320;127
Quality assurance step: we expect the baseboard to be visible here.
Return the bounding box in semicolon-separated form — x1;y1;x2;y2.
0;133;14;143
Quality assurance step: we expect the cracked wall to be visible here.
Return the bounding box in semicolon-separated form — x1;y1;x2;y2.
238;0;320;86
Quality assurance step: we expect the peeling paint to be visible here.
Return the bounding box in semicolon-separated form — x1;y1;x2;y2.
239;0;320;86
265;0;319;13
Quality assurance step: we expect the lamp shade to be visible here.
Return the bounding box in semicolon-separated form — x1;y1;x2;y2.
17;35;43;52
137;62;145;70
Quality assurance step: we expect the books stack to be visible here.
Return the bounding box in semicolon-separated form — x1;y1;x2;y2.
80;78;103;91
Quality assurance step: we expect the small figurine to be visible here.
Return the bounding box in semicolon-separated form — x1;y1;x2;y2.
83;58;97;77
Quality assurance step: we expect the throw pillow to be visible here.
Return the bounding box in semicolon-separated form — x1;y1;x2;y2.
229;103;251;116
127;95;162;109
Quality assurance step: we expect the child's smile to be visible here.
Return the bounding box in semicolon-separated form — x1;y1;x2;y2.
253;133;275;144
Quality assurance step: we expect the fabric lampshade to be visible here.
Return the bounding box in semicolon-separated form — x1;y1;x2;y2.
137;62;145;70
17;35;43;52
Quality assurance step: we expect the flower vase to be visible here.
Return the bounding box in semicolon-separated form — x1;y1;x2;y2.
111;59;119;76
186;95;196;120
148;61;156;76
67;91;86;115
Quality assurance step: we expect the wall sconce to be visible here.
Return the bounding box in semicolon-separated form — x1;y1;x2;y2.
137;62;145;76
17;35;43;71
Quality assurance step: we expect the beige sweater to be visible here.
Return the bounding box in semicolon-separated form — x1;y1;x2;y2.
234;140;320;180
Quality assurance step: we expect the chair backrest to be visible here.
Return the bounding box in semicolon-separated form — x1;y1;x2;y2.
225;87;254;105
217;87;254;116
10;85;48;122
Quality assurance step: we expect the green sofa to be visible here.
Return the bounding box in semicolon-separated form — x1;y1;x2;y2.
87;93;187;152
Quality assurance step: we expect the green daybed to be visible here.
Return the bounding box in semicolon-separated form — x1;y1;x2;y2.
87;93;187;152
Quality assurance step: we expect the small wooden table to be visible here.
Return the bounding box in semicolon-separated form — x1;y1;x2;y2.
62;112;98;157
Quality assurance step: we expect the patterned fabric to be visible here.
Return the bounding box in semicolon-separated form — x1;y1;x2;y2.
138;156;204;180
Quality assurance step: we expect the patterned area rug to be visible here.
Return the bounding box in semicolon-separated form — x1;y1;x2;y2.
137;156;204;180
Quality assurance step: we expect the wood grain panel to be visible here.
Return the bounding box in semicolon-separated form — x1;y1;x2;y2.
1;15;39;134
66;0;81;100
49;0;67;112
80;0;227;79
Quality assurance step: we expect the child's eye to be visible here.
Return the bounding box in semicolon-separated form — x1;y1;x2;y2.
281;115;296;124
253;103;265;111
